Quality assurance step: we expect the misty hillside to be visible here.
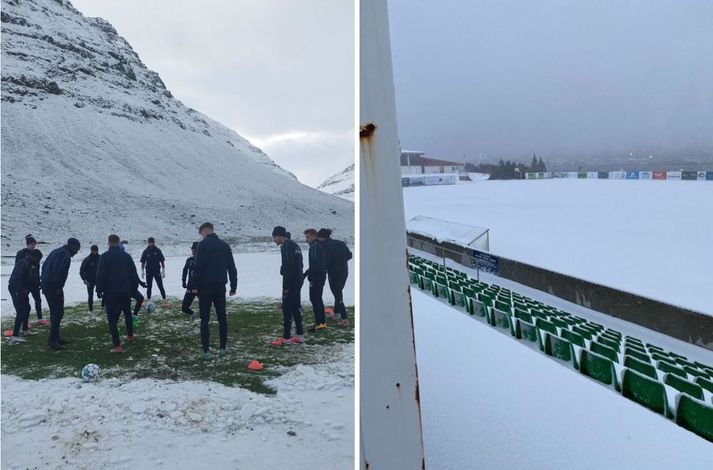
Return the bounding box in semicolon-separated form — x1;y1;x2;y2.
0;0;353;248
318;164;354;201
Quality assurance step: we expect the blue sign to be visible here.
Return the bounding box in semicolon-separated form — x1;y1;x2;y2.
626;171;640;180
707;171;713;181
473;250;499;274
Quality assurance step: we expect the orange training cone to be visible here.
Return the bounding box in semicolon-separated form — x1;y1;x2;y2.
247;360;263;371
4;330;13;337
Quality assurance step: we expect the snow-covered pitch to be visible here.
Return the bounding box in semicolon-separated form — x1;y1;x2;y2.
404;179;713;315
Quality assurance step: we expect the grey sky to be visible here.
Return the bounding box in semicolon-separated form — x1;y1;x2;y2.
71;0;354;187
388;0;713;164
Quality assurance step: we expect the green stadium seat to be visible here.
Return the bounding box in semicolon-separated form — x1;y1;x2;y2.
551;318;570;330
409;271;420;284
492;308;514;335
624;356;658;379
695;376;713;395
572;326;594;341
450;289;465;307
515;319;541;347
495;299;511;313
664;374;704;400
675;395;713;443
579;350;620;391
544;332;578;369
590;342;620;363
657;361;687;379
420;277;434;293
624;348;651;364
684;366;709;380
435;282;448;298
470;299;486;317
536;318;558;336
622;369;670;417
624;342;648;355
560;329;586;348
597;336;621;353
650;351;671;363
514;309;533;324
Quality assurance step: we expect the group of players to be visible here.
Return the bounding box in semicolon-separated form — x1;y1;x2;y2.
7;223;351;359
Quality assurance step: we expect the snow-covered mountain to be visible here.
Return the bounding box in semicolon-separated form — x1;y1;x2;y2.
1;0;353;248
317;164;354;201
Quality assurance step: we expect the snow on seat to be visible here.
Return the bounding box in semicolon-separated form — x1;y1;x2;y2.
624;355;658;380
579;349;621;391
665;374;705;401
622;369;671;417
675;395;713;442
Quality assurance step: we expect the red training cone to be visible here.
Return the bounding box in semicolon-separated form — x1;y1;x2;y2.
325;307;334;314
4;330;13;337
247;360;263;371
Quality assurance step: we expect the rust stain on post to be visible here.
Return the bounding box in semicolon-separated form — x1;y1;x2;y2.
360;122;377;138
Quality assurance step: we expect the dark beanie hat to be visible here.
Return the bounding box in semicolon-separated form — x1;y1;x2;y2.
67;237;81;249
191;242;199;250
148;237;155;243
317;228;332;238
91;245;99;251
272;226;287;237
25;234;37;245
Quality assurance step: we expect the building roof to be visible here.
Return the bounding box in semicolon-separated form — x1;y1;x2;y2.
400;153;465;167
406;215;489;248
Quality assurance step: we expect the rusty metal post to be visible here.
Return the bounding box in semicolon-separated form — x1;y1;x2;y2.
359;1;426;468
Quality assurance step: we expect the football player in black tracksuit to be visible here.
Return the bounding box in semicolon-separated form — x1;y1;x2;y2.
271;225;305;345
319;228;352;326
79;245;101;312
41;237;81;350
96;234;139;353
7;254;41;342
303;228;328;333
190;223;237;359
15;234;45;325
140;237;167;305
181;242;198;320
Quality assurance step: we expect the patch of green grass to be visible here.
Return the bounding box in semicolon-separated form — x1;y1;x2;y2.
1;299;354;395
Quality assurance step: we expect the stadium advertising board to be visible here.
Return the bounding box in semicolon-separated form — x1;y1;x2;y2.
639;171;652;180
473;250;499;274
598;171;609;179
653;171;667;180
697;171;707;181
667;171;682;180
609;171;626;179
681;171;698;181
626;171;639;179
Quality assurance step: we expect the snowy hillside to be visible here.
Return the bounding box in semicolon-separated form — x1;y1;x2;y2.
0;0;353;247
317;164;354;201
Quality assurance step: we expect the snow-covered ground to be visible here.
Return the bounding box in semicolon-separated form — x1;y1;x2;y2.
1;250;354;317
413;290;713;469
403;179;713;315
1;248;355;469
1;344;353;470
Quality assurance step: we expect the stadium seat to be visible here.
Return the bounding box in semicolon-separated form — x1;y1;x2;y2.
657;361;687;379
622;369;670;417
597;336;621;353
560;329;586;348
683;366;709;380
514;309;533;324
551;317;570;330
544;332;578;369
590;341;620;363
664;374;704;400
409;271;420;285
572;326;595;341
624;348;651;364
435;282;448;298
470;299;486;317
536;318;558;336
515;319;540;346
580;349;620;391
492;308;513;335
695;377;713;395
624;356;658;379
675;395;713;442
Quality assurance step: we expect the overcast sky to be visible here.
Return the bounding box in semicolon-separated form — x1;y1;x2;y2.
388;0;713;164
72;0;354;187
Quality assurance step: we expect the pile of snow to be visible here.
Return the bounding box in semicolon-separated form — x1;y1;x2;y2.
1;0;353;247
403;179;713;315
1;343;354;470
317;164;355;201
413;290;713;469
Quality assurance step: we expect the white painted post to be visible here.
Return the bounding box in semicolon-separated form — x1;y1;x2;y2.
360;1;426;469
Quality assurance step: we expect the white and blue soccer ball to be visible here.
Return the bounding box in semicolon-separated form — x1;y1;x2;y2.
81;363;101;383
145;301;155;313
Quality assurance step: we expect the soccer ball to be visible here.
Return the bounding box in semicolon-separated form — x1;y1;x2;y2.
145;301;155;313
81;363;101;383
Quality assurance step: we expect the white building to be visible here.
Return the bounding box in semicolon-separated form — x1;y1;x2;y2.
400;150;465;175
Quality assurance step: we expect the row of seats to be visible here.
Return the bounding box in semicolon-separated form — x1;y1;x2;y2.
409;254;713;443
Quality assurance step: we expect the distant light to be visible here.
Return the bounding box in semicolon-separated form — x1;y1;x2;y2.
649;155;653;159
